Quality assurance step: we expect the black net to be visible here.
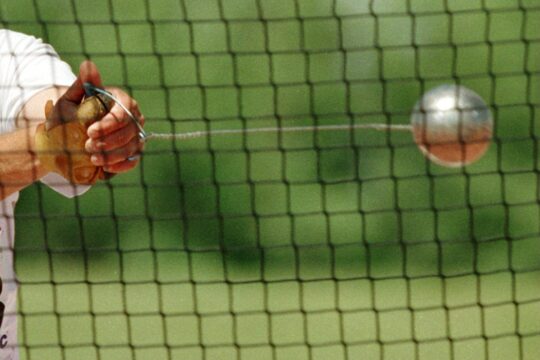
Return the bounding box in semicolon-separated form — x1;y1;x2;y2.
1;0;540;359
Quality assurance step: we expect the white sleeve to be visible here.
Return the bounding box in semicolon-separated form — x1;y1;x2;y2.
40;173;91;198
0;30;90;197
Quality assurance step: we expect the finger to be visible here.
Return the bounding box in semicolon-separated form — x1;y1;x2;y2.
85;121;141;153
46;61;105;130
62;61;103;104
90;137;143;166
103;158;140;174
87;97;142;139
103;88;143;125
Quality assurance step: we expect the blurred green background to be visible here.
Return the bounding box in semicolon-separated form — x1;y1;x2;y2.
2;0;540;359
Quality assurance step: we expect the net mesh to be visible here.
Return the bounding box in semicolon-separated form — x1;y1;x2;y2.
2;0;540;359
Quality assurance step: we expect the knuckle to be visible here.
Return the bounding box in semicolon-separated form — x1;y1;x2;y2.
120;127;136;145
89;124;105;138
84;139;93;152
111;106;124;120
128;137;140;154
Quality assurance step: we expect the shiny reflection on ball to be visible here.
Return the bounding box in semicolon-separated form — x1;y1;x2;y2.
411;84;493;167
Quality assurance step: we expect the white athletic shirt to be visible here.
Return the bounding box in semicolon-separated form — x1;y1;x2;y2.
0;30;89;360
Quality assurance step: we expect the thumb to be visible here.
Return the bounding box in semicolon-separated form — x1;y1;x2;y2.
61;60;103;104
45;61;104;130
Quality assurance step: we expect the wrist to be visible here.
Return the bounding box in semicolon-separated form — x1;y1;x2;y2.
0;124;48;199
30;122;49;180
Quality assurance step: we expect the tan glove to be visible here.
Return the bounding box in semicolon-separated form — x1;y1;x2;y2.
35;94;113;184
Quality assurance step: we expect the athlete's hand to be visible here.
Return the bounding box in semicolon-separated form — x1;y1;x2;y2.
84;85;145;175
35;61;144;183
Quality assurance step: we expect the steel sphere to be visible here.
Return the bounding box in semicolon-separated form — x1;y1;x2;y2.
411;84;493;167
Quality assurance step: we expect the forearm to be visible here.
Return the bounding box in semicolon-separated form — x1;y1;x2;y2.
0;87;67;200
0;124;47;199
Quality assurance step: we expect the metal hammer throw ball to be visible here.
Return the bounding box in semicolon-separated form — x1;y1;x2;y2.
411;84;493;167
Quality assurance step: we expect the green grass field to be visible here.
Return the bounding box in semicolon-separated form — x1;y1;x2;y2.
2;0;540;359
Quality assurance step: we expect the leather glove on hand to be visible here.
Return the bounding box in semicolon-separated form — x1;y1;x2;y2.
35;93;113;184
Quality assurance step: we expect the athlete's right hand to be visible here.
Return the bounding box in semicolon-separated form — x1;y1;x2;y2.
34;61;113;184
